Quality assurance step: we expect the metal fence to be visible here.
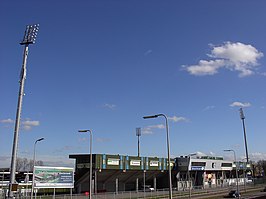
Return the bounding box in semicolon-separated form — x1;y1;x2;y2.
1;178;266;199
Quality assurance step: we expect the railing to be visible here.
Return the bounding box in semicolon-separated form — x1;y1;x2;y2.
1;179;266;199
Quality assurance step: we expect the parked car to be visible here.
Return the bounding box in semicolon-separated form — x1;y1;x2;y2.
141;185;155;191
228;190;241;198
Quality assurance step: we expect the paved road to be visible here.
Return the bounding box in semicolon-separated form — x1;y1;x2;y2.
243;191;266;199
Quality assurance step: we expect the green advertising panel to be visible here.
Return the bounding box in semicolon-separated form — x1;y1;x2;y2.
34;166;74;188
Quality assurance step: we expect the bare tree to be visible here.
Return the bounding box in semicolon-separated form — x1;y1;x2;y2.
16;157;25;171
16;157;44;171
255;160;266;177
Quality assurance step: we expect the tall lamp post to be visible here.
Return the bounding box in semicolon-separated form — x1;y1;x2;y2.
78;129;93;199
31;137;44;199
224;149;239;198
143;114;172;199
136;128;141;157
8;24;39;198
187;153;196;199
239;108;249;164
239;108;250;187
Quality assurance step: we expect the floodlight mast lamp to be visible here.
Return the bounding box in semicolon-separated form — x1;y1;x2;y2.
78;130;93;199
143;114;173;199
8;24;39;199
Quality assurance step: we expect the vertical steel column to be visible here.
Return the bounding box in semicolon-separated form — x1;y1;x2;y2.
8;44;29;198
31;138;44;199
115;178;119;194
153;177;156;191
136;128;141;157
78;130;93;199
239;108;249;163
136;178;139;192
8;24;39;198
94;170;97;194
143;114;173;199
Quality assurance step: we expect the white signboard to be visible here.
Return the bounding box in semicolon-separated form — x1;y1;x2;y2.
130;160;141;166
150;161;159;167
34;166;74;188
107;159;120;165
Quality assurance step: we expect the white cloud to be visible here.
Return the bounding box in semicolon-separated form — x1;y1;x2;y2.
184;42;264;77
142;129;153;134
22;120;40;126
103;103;116;110
0;118;40;131
21;119;40;131
203;105;215;111
142;124;165;135
0;118;14;123
96;137;111;143
185;59;225;76
144;49;152;56
230;101;251;107
168;116;188;122
195;151;207;156
38;155;75;167
249;152;266;162
142;116;187;134
210;42;263;65
78;137;88;142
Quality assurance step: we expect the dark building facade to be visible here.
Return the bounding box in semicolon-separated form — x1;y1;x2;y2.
69;154;176;193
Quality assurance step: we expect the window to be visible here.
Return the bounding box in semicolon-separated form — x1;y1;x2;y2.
191;162;206;166
221;163;232;167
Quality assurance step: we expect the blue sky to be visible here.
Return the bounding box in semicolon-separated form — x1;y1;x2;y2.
1;0;266;168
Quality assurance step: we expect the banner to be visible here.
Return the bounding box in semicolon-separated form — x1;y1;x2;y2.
34;166;74;188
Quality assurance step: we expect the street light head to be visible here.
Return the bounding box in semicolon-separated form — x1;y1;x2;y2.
78;129;90;133
20;24;39;45
37;138;44;142
239;108;245;120
223;149;232;152
143;115;159;119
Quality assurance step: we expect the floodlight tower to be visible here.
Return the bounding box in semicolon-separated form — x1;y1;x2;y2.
239;107;249;164
8;24;39;198
136;128;141;157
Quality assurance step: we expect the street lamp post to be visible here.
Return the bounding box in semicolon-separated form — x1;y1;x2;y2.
8;24;39;198
187;153;196;199
224;149;239;198
78;130;93;199
143;114;173;199
31;137;44;199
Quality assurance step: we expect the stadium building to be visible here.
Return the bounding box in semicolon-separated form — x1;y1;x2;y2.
69;153;250;194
